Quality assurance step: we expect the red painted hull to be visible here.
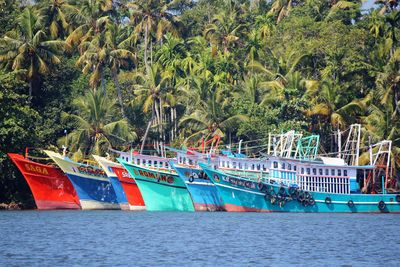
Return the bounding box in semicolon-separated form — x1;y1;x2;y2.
8;153;81;210
112;166;145;210
224;204;271;212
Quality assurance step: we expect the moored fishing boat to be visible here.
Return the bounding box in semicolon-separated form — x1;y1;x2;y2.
44;150;120;210
118;157;195;211
171;162;224;211
8;153;81;210
92;155;145;211
92;155;130;210
200;136;400;213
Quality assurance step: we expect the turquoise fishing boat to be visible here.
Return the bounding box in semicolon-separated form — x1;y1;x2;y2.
118;157;195;212
199;135;400;213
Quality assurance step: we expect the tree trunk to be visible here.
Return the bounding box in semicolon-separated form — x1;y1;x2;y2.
144;21;149;71
101;70;106;94
29;79;33;97
112;71;125;117
140;109;155;154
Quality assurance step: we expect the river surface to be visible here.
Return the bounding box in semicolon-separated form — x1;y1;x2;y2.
0;211;399;266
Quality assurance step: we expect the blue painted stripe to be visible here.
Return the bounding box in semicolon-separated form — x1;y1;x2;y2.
67;173;118;204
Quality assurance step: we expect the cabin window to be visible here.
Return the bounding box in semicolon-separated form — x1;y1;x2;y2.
257;164;261;170
165;162;169;168
233;162;237;168
294;166;297;171
344;170;348;176
136;159;140;165
223;161;226;167
288;164;291;170
273;161;278;168
338;169;342;176
189;159;193;165
251;164;255;170
312;168;317;175
142;159;146;165
301;168;304;174
331;169;335;176
282;163;286;169
245;163;248;170
319;169;323;175
154;161;158;167
238;162;242;169
263;164;267;171
325;169;329;176
148;160;152;166
306;168;310;175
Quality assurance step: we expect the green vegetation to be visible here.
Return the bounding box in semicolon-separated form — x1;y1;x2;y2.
0;0;399;205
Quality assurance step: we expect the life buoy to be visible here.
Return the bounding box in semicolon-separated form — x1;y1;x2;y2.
378;200;386;211
278;187;286;196
288;186;296;196
325;197;332;205
396;195;400;203
308;197;315;206
297;191;305;202
348;200;354;208
257;182;264;191
189;176;194;183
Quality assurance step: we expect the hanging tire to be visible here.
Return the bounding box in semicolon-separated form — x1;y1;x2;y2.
302;199;309;207
308;197;315;206
289;186;296;195
270;195;277;205
396;195;400;203
348;200;354;208
304;191;311;200
257;182;264;191
189;176;194;183
278;187;286;196
298;191;305;202
325;197;332;205
378;200;386;211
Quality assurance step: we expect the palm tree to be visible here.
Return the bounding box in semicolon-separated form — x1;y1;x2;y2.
179;86;248;144
0;7;65;96
268;0;294;23
204;10;244;55
131;64;171;153
39;0;78;39
66;0;112;48
76;21;136;100
59;89;136;156
128;0;181;69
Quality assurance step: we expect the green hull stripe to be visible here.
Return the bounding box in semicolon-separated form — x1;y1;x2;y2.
135;177;187;189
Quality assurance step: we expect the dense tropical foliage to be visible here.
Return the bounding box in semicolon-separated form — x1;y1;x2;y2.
0;0;399;206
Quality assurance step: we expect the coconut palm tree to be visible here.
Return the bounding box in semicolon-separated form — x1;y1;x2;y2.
0;7;65;96
59;89;136;156
39;0;78;39
179;86;248;143
131;64;171;153
128;0;181;70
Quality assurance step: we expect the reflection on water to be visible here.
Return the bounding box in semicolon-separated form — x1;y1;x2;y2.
0;211;399;266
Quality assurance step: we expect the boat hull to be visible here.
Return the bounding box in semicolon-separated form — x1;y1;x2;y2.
200;163;400;213
118;159;195;212
8;153;81;210
44;151;120;210
112;166;146;211
172;165;224;211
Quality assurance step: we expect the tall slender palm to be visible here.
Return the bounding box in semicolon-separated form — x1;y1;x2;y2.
0;7;65;96
128;0;181;70
66;0;112;48
76;21;136;101
59;89;136;156
39;0;78;39
131;64;171;153
179;86;248;143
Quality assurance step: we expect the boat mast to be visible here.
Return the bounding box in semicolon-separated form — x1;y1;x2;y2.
342;124;361;166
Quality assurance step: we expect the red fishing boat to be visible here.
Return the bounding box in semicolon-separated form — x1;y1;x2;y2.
8;153;81;210
112;166;145;211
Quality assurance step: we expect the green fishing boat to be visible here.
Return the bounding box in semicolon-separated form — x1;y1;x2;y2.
118;158;195;211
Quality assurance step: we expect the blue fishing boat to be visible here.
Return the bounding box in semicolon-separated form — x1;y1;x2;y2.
199;137;400;213
44;150;120;210
92;155;130;210
171;162;224;211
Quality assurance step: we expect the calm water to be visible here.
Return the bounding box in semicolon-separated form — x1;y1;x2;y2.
0;211;399;266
